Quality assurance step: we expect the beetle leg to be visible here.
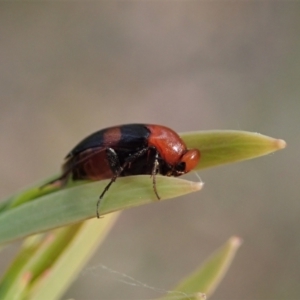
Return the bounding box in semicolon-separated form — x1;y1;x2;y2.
96;148;122;218
124;147;160;199
125;147;149;163
97;147;148;217
151;151;161;200
106;148;122;175
97;147;160;218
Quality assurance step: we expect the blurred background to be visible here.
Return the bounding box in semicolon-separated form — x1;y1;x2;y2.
0;2;298;299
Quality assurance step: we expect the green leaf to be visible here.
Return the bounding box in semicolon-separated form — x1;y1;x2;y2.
160;236;242;300
0;176;202;245
28;214;119;300
0;214;119;300
0;235;43;300
182;130;286;170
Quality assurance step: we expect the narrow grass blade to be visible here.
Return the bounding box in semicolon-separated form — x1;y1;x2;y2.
28;213;119;300
0;213;119;300
0;226;81;300
160;236;242;300
0;176;203;244
0;236;42;299
182;130;286;170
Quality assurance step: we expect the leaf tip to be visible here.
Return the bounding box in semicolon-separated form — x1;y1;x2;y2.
275;138;286;150
230;236;243;249
192;181;204;193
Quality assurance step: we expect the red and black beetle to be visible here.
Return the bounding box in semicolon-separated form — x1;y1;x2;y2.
47;124;200;218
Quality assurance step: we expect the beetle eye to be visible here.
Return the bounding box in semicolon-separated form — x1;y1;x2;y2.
176;161;186;172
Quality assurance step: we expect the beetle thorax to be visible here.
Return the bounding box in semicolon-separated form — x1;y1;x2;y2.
147;125;186;166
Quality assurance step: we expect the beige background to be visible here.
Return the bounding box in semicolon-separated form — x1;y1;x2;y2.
0;3;299;300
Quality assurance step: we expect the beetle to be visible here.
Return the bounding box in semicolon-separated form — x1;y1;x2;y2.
46;124;200;218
